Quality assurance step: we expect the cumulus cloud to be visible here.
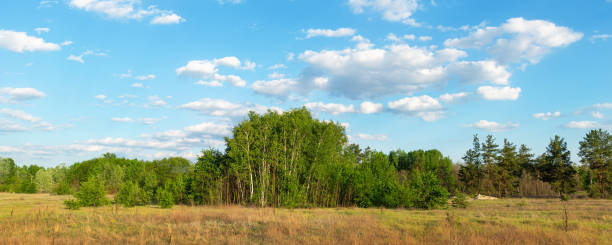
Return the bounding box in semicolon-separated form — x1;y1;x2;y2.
150;13;185;24
131;83;144;88
251;79;298;98
348;0;420;26
445;17;583;65
0;87;46;103
477;86;521;101
94;94;107;100
176;57;253;87
0;108;41;122
591;34;611;42
112;117;134;123
467;120;519;132
268;64;287;70
448;60;511;85
304;102;356;115
179;98;282;118
0;29;60;53
68;0;185;24
439;92;470;103
145;95;167;108
359;101;383;114
304;28;356;38
356;133;388;141
388;95;445;121
533;111;561;120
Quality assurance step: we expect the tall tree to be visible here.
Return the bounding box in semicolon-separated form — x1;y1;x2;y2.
538;135;577;198
578;129;612;198
459;134;483;194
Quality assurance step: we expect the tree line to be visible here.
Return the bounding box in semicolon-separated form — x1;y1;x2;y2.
0;108;610;209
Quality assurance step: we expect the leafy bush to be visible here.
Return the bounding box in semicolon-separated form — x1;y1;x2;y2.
407;171;449;209
75;176;109;207
115;181;146;207
53;181;72;195
63;199;81;210
451;193;469;209
157;188;174;209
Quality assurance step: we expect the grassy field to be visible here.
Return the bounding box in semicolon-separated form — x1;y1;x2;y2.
0;193;610;244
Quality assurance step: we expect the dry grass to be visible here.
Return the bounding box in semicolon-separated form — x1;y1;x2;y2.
0;193;610;245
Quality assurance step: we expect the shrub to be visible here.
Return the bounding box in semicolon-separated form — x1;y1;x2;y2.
407;171;449;209
157;188;174;209
115;181;146;207
451;193;469;209
75;176;109;207
63;199;81;210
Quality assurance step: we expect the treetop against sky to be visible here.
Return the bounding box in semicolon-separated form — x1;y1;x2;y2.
0;0;611;166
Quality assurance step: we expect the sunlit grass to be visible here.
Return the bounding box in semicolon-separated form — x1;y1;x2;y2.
0;193;610;244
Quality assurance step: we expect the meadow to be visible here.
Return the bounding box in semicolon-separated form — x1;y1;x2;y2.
0;193;610;245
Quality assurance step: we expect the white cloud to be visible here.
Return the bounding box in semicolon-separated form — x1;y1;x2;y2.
388;95;442;112
112;117;134;123
0;108;41;122
68;0;185;24
61;40;73;46
180;98;282;118
299;43;471;99
267;72;286;79
34;27;50;34
268;64;287;70
533;111;561;120
304;28;356;38
0;29;60;53
448;60;511;85
388;95;445;121
419;36;432;41
131;83;144;88
348;0;420;26
467;120;519;132
0;87;46;102
594;103;612;110
151;13;185;24
592;111;604;119
445;17;583;65
565;121;600;129
356;133;388;141
67;54;84;63
439;92;470;103
135;74;155;80
591;34;611;42
195;80;223;87
67;50;107;63
359;101;383;114
0;119;28;132
251;79;298;98
184;122;232;136
176;57;251;87
94;94;107;100
304;102;356;115
477;86;521;101
145;95;167;108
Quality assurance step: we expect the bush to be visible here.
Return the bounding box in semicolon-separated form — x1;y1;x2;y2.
157;188;174;209
115;181;146;207
63;199;81;210
75;176;109;207
407;171;449;209
53;181;73;195
451;193;469;209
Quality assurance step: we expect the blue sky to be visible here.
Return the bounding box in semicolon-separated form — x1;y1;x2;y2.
1;0;611;166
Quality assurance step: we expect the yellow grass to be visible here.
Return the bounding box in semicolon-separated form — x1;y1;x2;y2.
0;193;610;244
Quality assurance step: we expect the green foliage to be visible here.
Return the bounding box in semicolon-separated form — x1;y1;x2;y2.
578;129;611;198
116;181;146;207
538;136;577;197
63;199;81;210
406;171;449;209
75;176;109;207
451;193;469;209
157;188;174;209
